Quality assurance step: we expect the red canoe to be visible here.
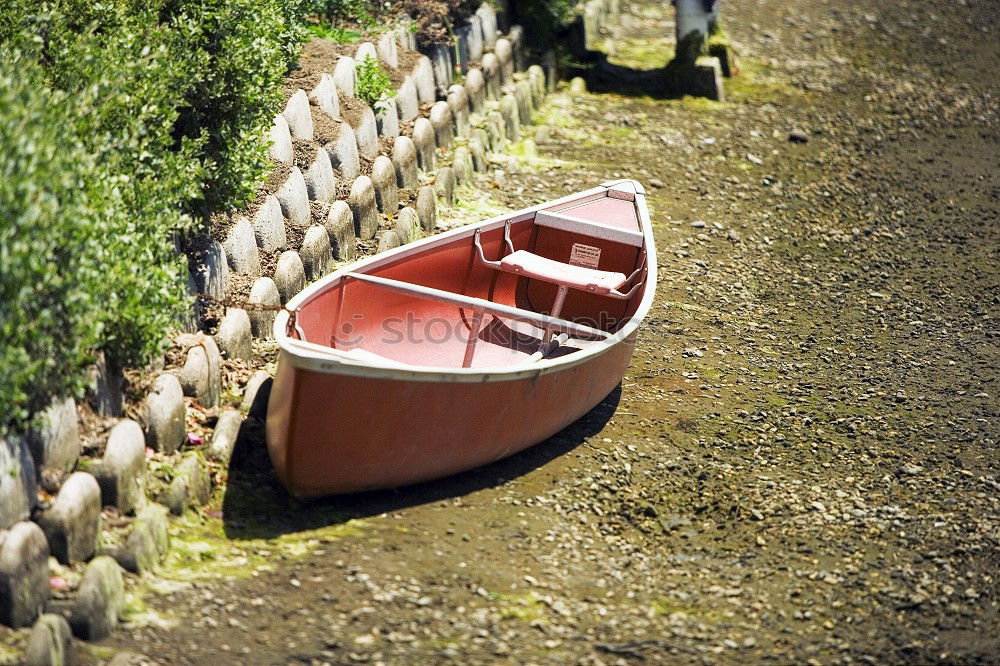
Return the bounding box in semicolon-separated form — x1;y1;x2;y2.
266;179;657;497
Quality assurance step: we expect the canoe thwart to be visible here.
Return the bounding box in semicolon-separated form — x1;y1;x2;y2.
342;271;612;340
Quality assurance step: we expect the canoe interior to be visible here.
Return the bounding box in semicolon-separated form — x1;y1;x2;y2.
293;189;649;369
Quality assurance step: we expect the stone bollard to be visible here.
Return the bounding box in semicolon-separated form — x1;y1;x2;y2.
310;73;340;118
301;226;333;281
0;436;35;530
376;96;399;140
452;146;473;185
251;195;286;253
427;43;453;96
276;167;311;227
435;166;456;206
326;200;357;261
414;56;436;104
24;613;72;666
282;89;314;140
377;32;399;69
392;135;419;189
92;420;145;515
215;308;252;361
351;105;379;162
468;134;487;172
178;335;221;408
396;76;419;123
377;231;402;253
481;53;500;100
355;41;377;63
527;65;546;107
447;84;470;137
486;110;507;148
333;56;356;97
494;38;514;86
395;207;421;245
499;93;521;140
515;80;534;123
248;277;280;340
416;186;437;232
157;452;211;516
86;350;124;419
27;397;79;475
465;68;486;111
269;114;293;164
429;101;454;148
328;124;361;181
412;118;436;172
141;374;185;453
189;238;229;302
477;4;498;49
273;251;305;304
304;148;336;204
223;217;262;276
209;409;242;465
371;155;399;215
70;556;124;640
348;176;379;241
36;471;101;564
0;521;50;628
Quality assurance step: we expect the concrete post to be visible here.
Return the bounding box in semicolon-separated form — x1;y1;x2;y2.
674;0;716;64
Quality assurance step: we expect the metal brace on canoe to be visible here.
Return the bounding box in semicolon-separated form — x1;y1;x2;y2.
473;220;647;345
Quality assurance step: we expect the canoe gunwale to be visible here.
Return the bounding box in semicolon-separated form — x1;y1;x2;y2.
273;180;658;384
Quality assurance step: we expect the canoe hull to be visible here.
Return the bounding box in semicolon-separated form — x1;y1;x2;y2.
266;333;636;497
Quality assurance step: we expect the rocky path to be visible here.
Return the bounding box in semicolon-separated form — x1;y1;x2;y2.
93;0;998;664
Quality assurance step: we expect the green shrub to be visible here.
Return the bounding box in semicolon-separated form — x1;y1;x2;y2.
0;0;307;434
309;22;363;42
166;0;308;216
356;55;394;108
0;50;145;428
305;0;380;28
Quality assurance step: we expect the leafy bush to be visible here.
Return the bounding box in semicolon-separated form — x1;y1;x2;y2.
0;0;307;434
309;22;363;42
305;0;380;28
356;55;395;108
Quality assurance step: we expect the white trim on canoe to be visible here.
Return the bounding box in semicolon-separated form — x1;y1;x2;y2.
273;180;658;384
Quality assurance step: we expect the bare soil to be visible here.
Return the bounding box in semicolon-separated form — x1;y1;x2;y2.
71;0;1000;664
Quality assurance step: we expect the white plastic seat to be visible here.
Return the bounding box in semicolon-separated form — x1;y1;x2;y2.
498;250;627;295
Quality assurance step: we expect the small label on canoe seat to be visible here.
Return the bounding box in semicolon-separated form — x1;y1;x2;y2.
569;243;602;269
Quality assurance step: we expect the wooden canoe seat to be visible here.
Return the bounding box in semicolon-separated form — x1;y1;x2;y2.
499;251;627;295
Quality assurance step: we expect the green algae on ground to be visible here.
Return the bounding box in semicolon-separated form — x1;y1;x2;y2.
493;591;546;622
438;186;511;228
724;56;804;104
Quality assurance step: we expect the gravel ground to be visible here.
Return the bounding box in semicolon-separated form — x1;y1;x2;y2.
87;0;998;664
